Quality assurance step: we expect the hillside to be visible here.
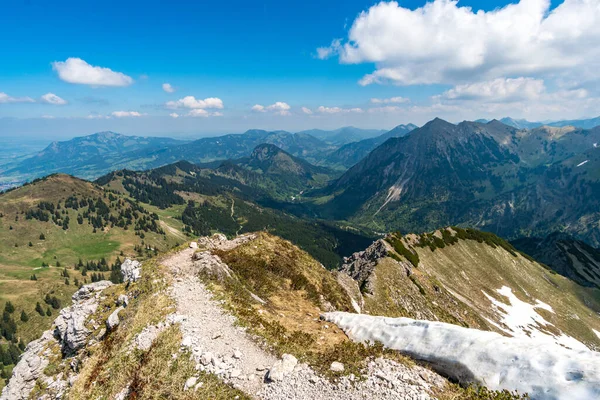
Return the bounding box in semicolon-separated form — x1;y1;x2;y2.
337;227;600;350
310;118;600;245
97;163;373;269
512;232;600;289
0;174;185;387
4;229;594;399
324;124;417;168
297;127;387;146
3;132;185;183
119;129;336;172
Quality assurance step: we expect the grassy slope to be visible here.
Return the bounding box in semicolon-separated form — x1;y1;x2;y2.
368;228;600;349
415;236;600;348
0;175;185;388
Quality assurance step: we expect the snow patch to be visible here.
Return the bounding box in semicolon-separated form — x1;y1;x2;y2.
577;160;589;167
324;312;600;400
483;286;587;351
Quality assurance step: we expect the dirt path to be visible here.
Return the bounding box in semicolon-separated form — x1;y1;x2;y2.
162;245;278;396
161;237;447;400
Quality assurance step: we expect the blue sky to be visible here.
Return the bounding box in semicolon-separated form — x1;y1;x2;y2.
1;0;596;138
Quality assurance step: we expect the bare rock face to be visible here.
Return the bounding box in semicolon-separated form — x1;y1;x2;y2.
0;331;53;400
121;258;142;283
2;281;113;400
339;239;412;297
55;280;114;354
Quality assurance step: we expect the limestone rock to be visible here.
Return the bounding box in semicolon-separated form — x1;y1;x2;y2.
121;259;142;283
106;306;124;331
117;294;129;307
267;354;298;382
184;377;198;390
330;362;345;372
0;331;53;400
55;281;113;354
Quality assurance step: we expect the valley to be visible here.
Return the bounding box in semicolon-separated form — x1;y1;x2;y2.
3;116;600;398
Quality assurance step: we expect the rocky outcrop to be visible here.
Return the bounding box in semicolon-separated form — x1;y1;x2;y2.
121;258;142;283
106;306;124;331
339;239;389;295
54;280;113;354
191;251;234;279
0;331;54;400
1;281;114;400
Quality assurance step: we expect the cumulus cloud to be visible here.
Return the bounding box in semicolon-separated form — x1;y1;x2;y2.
187;109;223;117
301;107;313;115
317;106;363;114
439;78;546;102
370;96;410;104
320;0;600;86
162;83;175;93
166;96;224;110
40;93;67;105
52;58;133;87
252;102;291;116
0;92;35;103
169;113;180;118
111;111;143;118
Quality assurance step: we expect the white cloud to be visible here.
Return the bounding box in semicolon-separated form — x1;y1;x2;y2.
317;106;364;114
320;0;600;86
40;93;67;105
0;92;35;103
187;109;222;117
86;113;110;119
41;115;56;119
111;111;143;118
52;58;133;87
252;102;291;116
166;96;223;110
162;83;175;93
266;102;291;116
301;107;313;115
439;78;546;102
370;96;410;104
169;112;180;118
316;39;341;59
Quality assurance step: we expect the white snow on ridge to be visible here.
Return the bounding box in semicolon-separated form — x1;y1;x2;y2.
324;312;600;400
482;286;588;351
577;160;589;167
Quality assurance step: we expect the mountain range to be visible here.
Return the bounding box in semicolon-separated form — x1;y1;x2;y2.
476;115;600;130
1;127;400;186
309;118;600;245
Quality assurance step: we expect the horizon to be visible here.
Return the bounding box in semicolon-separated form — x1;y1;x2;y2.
3;0;600;138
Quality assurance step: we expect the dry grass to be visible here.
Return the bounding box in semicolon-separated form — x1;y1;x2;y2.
67;259;248;400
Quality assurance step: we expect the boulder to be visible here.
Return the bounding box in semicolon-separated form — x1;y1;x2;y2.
189;242;198;249
267;354;298;382
117;294;129;307
184;377;198;390
106;307;124;331
330;361;345;372
121;259;142;283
